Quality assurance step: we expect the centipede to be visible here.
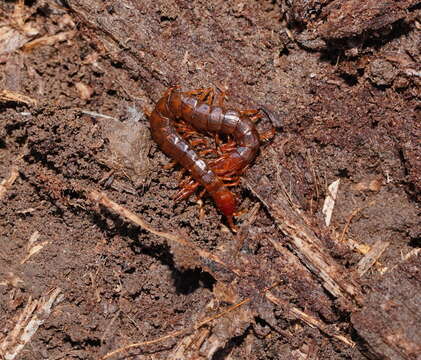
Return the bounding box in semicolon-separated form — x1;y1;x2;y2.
149;86;265;230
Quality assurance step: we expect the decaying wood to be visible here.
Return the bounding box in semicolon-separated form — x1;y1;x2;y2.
322;178;340;226
0;165;19;200
0;289;63;360
100;297;253;360
265;291;355;347
88;188;355;359
352;255;421;360
244;175;363;309
356;239;390;277
285;0;419;42
88;190;242;279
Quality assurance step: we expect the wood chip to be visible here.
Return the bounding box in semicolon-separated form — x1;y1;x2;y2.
245;176;363;307
0;288;62;360
322;179;340;226
0;166;19;200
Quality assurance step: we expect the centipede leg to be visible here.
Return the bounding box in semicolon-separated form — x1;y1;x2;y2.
163;160;178;170
189;138;209;147
259;127;276;142
175;121;197;138
223;179;241;187
174;179;200;201
197;188;206;199
176;121;213;152
164;85;181;97
185;88;215;104
215;89;227;107
198;148;216;156
218;139;237;154
239;109;262;123
209;159;228;176
217;174;240;183
209;153;239;176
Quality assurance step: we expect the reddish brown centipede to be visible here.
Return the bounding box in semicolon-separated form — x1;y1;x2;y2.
149;87;262;230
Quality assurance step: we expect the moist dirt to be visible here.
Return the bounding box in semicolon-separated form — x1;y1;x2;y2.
0;1;419;359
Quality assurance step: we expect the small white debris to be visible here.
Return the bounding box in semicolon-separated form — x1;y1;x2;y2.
322;179;340;227
0;288;63;360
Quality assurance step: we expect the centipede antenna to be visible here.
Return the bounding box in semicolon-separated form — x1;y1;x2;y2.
258;105;282;128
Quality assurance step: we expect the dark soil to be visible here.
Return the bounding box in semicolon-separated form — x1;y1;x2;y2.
0;1;419;359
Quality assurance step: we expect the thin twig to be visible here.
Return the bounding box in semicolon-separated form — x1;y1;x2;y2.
356;239;390;277
265;292;355;347
339;201;375;243
0;90;36;105
0;166;19;200
0;289;62;359
101;282;280;359
88;190;241;276
100;298;251;360
244;176;363;307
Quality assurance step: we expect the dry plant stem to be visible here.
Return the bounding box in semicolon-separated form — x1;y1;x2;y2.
88;191;356;355
265;292;355;347
100;298;252;360
339;201;375;243
0;90;36;105
356;239;390;277
268;239;357;347
0;165;19;200
0;299;38;359
0;289;62;360
88;190;242;276
244;177;363;307
101;282;281;359
22;31;76;51
171;327;210;359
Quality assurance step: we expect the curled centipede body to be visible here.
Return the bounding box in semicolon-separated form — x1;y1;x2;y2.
149;87;261;229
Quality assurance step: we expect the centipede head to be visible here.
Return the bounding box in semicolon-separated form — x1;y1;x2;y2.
213;188;237;232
